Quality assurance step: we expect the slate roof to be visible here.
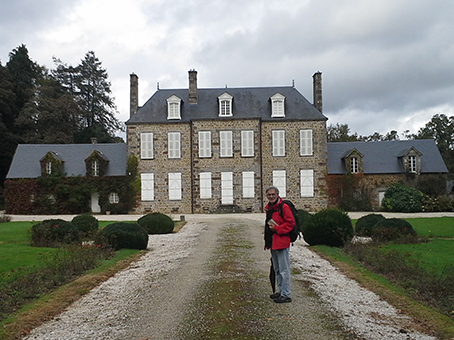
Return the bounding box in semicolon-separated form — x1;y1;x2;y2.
6;143;128;179
126;86;326;124
327;140;448;174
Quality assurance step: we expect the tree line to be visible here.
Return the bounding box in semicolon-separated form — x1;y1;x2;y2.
328;117;454;178
0;44;124;206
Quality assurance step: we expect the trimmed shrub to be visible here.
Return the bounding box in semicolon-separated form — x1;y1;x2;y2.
421;195;454;212
31;219;81;247
302;208;354;247
371;218;417;242
138;212;175;234
95;222;148;250
72;214;99;238
381;182;424;213
355;213;386;237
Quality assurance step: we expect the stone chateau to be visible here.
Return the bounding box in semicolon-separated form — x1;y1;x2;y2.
126;70;329;214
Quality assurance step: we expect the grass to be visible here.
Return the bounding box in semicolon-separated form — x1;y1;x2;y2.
405;217;454;238
314;216;454;340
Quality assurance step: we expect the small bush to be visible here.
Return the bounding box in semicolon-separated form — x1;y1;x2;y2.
95;222;148;250
381;182;424;213
355;213;386;237
72;214;99;238
371;218;417;242
31;219;81;247
138;212;175;234
421;195;454;212
302;208;354;247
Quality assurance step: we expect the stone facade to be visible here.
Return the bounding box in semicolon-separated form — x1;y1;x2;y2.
126;71;329;214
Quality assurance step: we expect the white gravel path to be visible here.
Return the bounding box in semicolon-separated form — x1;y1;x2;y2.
22;213;439;340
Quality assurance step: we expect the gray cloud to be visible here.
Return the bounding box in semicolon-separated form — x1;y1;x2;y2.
2;0;454;137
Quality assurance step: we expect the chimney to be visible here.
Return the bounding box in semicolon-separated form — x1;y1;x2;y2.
130;73;139;118
91;137;97;144
188;69;198;104
312;72;323;113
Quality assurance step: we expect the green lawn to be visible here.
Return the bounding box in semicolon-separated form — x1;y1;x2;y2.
0;222;58;281
0;220;136;283
405;217;454;238
383;239;454;275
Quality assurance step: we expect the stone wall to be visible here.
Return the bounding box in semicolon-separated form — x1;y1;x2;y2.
127;118;329;214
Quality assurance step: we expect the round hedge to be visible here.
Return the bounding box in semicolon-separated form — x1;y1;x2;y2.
381;182;424;213
95;222;148;250
71;214;99;238
31;219;80;247
302;208;353;247
138;212;175;234
371;218;417;242
355;213;386;237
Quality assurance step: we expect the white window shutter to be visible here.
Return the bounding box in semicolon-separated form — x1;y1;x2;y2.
300;169;314;197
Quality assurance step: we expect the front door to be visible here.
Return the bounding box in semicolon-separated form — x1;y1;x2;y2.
91;192;101;213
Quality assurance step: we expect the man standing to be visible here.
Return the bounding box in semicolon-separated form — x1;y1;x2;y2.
264;186;295;303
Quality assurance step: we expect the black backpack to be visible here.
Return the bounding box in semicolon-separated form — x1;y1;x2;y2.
279;200;301;243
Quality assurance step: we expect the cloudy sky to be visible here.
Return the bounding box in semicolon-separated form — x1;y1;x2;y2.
1;0;454;138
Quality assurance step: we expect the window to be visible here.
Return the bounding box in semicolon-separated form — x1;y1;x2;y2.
109;192;119;204
300;129;313;156
46;162;52;174
273;170;286;197
241;130;254;157
92;160;99;177
351;157;359;174
167;95;181;120
242;171;255;198
141;132;154;159
218;93;233;116
199;131;211;158
272;130;285;156
220;131;233;157
271;93;285;117
408;155;417;173
141;173;154;201
200;172;212;199
221;172;234;204
300;169;314;197
168;132;181;159
169;172;182;200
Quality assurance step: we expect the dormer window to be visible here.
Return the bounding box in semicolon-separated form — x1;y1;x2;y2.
343;149;364;174
271;93;285;117
85;150;109;177
167;95;181;120
218;93;233;117
398;147;422;174
40;151;64;176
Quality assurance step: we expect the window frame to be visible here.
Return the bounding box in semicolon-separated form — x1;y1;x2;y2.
408;155;417;173
140;132;154;159
300;129;313;156
218;93;233;117
271;93;285;117
241;130;254;157
220;131;233;157
166;95;181;120
272;170;286;197
168;172;182;200
199;172;212;199
242;171;255;198
350;157;359;174
92;160;99;177
168;132;181;159
221;171;234;204
141;173;154;201
300;169;314;197
109;192;120;204
198;131;212;158
272;130;285;157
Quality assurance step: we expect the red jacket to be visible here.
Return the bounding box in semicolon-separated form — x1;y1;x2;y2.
265;198;295;250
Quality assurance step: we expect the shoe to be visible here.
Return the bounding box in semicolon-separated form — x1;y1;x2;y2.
274;296;292;303
269;292;280;299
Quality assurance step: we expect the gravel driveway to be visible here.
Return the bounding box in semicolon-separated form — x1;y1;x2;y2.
23;214;439;340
